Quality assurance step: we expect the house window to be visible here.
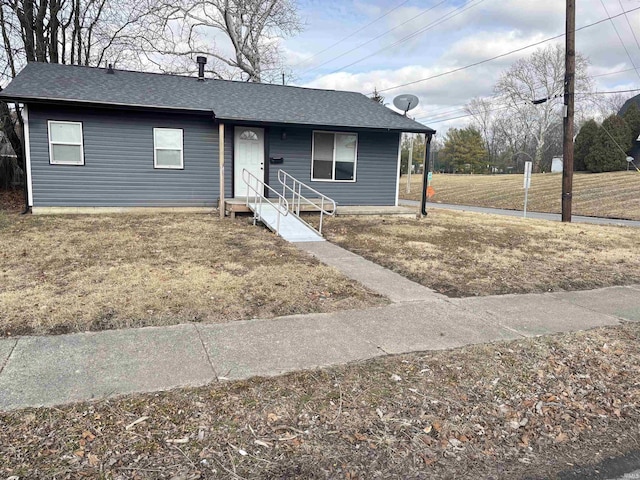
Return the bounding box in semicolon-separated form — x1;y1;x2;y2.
153;128;183;169
239;130;259;141
48;121;84;165
311;131;357;182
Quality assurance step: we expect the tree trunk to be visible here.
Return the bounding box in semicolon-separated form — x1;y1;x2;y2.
49;0;61;63
34;0;49;61
0;97;24;172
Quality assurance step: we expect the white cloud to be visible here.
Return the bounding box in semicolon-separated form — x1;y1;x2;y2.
289;0;640;133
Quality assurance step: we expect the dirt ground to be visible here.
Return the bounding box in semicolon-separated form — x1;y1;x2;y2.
0;212;385;336
323;209;640;297
2;322;639;479
400;171;640;220
0;187;23;212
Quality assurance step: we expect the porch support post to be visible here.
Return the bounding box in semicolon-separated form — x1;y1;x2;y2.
219;122;225;218
420;133;432;218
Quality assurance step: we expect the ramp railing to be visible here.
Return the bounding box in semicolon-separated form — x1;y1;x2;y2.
242;168;289;234
277;169;336;235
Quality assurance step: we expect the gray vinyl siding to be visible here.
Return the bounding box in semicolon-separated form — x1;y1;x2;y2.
267;127;400;206
27;104;231;207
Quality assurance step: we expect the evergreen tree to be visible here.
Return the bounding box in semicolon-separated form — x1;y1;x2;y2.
370;88;385;104
585;115;632;172
440;127;487;173
622;103;640;149
574;119;598;171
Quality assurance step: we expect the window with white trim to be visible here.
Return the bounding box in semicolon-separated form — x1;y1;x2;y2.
48;121;84;165
311;131;357;182
153;128;183;169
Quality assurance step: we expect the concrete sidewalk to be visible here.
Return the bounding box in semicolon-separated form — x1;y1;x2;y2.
1;284;639;411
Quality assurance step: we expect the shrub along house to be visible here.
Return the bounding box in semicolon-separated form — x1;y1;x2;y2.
0;60;434;216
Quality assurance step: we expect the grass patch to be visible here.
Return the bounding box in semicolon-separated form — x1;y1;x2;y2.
323;209;640;297
0;213;385;336
2;323;639;479
400;171;640;220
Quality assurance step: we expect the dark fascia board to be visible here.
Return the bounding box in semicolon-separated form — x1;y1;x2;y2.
0;94;435;134
0;95;216;117
221;117;436;135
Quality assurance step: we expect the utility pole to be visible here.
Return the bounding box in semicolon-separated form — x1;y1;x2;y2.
562;0;575;222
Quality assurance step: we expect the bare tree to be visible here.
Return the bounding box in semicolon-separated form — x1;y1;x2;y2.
590;92;628;121
156;0;301;82
495;44;592;172
0;0;166;174
465;97;499;163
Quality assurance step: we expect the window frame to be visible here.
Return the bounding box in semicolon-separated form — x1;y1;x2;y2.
153;127;184;170
47;120;85;166
311;130;358;183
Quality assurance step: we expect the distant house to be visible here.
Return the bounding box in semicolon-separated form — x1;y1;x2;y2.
619;93;640;162
0;62;434;213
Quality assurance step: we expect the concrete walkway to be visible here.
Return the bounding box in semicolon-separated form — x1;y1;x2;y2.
400;199;640;228
296;241;445;303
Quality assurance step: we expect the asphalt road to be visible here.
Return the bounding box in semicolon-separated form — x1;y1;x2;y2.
555;450;640;480
400;199;640;228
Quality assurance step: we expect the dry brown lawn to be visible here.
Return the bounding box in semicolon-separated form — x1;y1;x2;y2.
0;212;385;337
400;171;640;220
323;209;640;297
2;322;639;479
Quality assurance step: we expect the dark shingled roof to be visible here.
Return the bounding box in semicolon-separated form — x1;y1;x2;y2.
619;93;640;116
0;62;434;133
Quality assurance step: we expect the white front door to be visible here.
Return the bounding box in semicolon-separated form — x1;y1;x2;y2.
234;127;265;197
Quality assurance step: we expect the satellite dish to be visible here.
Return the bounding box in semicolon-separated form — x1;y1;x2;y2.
393;94;420;115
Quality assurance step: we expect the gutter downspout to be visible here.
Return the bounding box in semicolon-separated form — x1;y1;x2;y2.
421;133;433;217
19;104;30;214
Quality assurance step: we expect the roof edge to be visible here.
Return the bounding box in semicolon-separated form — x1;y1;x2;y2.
1;94;436;133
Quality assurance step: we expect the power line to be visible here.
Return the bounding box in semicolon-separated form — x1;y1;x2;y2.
408;66;640;122
291;0;413;69
299;0;452;76
371;6;640;95
592;67;637;77
616;0;640;55
576;88;640;94
600;120;632;157
414;88;640;125
326;0;488;75
598;0;640;82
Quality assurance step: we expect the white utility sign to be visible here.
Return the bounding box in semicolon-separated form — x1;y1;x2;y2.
523;161;532;218
523;161;532;188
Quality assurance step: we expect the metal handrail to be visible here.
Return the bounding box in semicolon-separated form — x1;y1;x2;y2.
242;169;289;234
277;169;336;234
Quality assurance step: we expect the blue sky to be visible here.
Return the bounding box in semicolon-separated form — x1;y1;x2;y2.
281;0;640;131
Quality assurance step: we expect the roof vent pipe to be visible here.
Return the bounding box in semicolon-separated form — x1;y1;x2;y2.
107;63;114;74
196;56;207;81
